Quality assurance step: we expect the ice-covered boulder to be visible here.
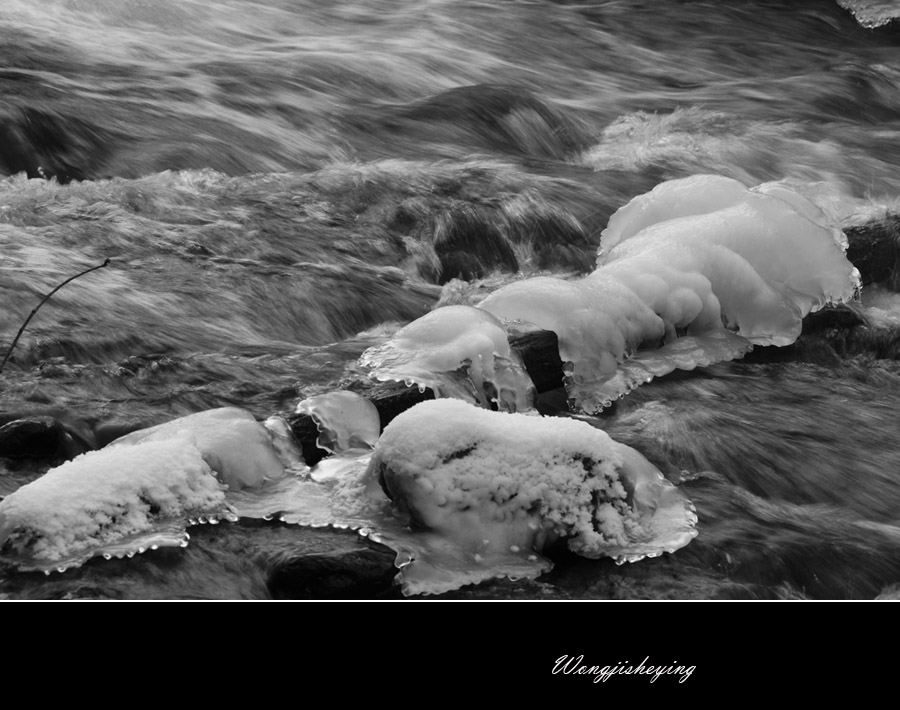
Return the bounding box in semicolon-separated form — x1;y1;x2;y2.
599;175;859;320
109;407;286;490
0;407;290;571
296;390;380;456
365;398;697;594
480;175;861;412
0;438;229;570
359;304;534;413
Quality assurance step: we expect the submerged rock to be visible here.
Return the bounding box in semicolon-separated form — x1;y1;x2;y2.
267;543;397;600
0;416;86;463
0;107;106;183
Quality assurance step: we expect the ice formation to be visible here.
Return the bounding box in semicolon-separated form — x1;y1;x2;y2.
359;304;534;412
0;439;230;570
0;407;291;571
479;175;860;412
262;414;306;470
0;175;861;591
0;397;696;592
296;390;381;455
365;399;697;594
109;407;287;490
294;390;382;483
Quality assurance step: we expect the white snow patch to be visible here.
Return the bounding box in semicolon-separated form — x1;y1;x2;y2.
110;407;285;490
0;439;225;561
368;399;654;557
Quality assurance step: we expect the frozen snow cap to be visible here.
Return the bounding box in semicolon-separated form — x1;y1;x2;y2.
359;305;534;413
110;406;286;490
481;175;861;413
366;398;697;594
0;407;305;572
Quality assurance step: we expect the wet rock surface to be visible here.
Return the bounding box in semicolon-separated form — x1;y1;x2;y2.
0;416;87;463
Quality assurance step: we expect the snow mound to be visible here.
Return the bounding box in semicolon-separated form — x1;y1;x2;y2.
0;407;290;570
364;399;697;594
110;407;286;490
0;439;228;566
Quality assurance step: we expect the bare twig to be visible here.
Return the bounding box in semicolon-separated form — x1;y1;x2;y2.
0;258;111;374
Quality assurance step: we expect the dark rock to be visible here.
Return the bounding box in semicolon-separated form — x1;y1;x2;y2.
287;412;326;466
801;303;869;331
355;379;437;428
0;107;112;183
0;416;85;462
378;84;594;160
433;577;577;600
0;122;41;179
846;215;900;289
510;329;564;393
267;543;399;599
92;421;150;448
433;204;520;283
288;380;435;466
185;241;213;256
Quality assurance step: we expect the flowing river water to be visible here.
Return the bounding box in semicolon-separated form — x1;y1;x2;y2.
3;0;900;599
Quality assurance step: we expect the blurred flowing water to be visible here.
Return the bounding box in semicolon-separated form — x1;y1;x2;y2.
4;0;900;599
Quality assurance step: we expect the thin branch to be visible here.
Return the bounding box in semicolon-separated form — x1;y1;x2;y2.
0;258;111;374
